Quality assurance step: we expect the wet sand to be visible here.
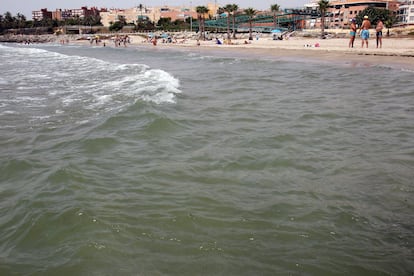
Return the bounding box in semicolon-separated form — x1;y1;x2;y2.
6;33;411;70
127;35;414;71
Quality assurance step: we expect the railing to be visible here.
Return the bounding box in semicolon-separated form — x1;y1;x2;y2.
202;12;311;31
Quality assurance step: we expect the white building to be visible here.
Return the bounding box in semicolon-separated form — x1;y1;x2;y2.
304;0;319;10
100;7;149;27
398;0;414;25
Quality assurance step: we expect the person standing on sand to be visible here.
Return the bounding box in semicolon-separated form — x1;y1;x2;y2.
376;18;384;48
358;15;371;48
349;18;357;48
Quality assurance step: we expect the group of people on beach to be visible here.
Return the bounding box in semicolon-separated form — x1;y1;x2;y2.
113;35;131;47
349;15;384;49
144;35;189;46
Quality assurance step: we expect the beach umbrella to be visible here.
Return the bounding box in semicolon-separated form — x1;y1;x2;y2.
271;29;282;33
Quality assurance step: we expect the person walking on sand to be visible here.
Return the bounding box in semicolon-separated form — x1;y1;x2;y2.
358;15;371;48
376;18;384;48
349;18;357;48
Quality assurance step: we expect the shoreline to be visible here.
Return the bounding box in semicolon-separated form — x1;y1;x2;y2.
2;33;414;70
128;35;414;71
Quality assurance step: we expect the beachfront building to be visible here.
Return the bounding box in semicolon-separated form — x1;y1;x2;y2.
52;7;103;21
32;9;52;21
157;6;198;22
304;0;320;10
326;0;401;28
32;7;105;21
397;0;414;25
100;7;149;26
99;5;197;27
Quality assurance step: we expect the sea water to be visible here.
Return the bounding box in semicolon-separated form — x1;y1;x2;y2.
0;43;413;275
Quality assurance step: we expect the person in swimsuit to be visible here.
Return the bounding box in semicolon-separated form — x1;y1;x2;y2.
349;18;357;48
376;18;384;48
358;15;371;48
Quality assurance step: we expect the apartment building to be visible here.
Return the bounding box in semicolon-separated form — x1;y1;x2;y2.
397;0;414;25
52;7;103;21
327;0;401;28
32;9;52;21
33;7;104;21
99;5;197;27
100;7;145;26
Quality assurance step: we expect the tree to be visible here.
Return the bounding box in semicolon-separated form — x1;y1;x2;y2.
109;21;124;32
356;7;390;25
223;4;233;39
271;4;280;29
356;7;396;37
157;17;172;29
4;12;15;29
231;4;238;38
244;8;256;40
384;16;396;37
318;0;330;38
72;15;82;25
82;15;102;26
196;6;209;40
40;17;54;28
83;15;94;28
0;15;4;34
16;13;26;29
136;20;154;31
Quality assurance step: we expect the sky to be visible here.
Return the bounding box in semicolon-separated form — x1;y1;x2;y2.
1;0;310;19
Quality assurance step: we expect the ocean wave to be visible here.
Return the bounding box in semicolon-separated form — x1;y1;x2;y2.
0;45;182;127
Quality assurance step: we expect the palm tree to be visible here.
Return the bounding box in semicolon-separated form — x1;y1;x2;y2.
138;4;144;23
16;13;26;29
3;12;15;29
216;6;225;33
384;16;396;37
244;8;256;40
271;4;280;29
318;0;330;38
231;4;238;38
196;6;209;40
223;4;232;39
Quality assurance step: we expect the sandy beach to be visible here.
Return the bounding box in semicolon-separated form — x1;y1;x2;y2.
138;33;414;70
119;33;414;70
3;32;413;70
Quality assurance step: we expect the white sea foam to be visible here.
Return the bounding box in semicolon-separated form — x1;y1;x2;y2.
30;115;51;121
0;44;182;127
1;110;18;115
15;96;47;102
141;92;176;104
401;68;414;73
116;63;149;72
